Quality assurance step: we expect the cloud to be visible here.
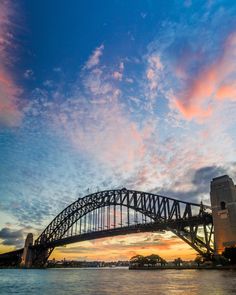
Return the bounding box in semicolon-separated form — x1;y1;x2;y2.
24;69;34;80
84;44;104;70
0;227;24;248
113;71;122;81
126;78;133;83
15;26;235;232
192;166;226;188
6;198;54;226
83;67;114;96
124;106;236;202
2;5;236;238
215;82;236;101
43;80;53;87
50;57;156;175
154;165;228;204
53;94;152;174
0;71;23;127
52;232;194;261
0;0;23;127
53;67;62;72
113;62;124;81
171;31;236;120
144;5;236;122
145;54;163;100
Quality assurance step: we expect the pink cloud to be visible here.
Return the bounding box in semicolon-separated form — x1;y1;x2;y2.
50;59;157;175
0;71;22;127
146;68;155;80
50;54;235;195
113;71;122;81
84;71;114;96
149;55;163;71
113;62;124;81
172;31;236;120
55;100;150;173
145;54;163;99
84;44;104;70
46;32;235;200
0;0;23;127
215;82;236;101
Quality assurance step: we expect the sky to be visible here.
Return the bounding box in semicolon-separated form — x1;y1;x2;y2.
0;0;236;261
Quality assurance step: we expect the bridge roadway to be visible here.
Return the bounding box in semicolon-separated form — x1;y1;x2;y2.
41;215;212;248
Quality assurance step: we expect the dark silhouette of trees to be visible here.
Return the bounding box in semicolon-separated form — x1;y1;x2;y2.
173;258;183;267
130;255;148;267
146;254;167;266
222;247;236;265
130;254;167;267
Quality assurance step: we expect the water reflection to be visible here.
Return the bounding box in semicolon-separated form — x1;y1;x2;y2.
0;268;236;295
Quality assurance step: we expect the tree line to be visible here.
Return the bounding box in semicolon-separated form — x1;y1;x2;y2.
130;247;236;268
130;254;184;267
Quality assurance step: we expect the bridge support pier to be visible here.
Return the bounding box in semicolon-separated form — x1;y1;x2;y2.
31;246;53;268
20;233;34;268
210;175;236;254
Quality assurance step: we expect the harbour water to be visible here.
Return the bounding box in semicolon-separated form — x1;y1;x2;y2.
0;268;236;295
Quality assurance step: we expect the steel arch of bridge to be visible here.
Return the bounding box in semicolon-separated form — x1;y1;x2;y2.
33;188;214;266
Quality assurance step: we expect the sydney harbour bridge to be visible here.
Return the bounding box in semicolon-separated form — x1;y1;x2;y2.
0;187;216;268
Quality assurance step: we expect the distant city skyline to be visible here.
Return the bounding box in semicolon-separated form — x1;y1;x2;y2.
0;0;236;261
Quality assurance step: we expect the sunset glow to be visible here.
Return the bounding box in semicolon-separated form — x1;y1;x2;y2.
1;0;236;262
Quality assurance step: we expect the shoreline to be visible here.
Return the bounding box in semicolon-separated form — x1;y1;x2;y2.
129;265;236;270
1;265;236;270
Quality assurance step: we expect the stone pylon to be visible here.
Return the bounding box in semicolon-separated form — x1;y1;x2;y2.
210;175;236;254
20;233;33;268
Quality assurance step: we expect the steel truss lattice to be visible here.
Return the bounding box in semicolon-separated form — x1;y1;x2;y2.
31;189;214;266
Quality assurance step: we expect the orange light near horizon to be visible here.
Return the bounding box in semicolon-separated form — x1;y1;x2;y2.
50;232;197;262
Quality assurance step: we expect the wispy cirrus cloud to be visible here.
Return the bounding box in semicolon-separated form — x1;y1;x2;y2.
171;31;236;120
0;0;23;127
22;36;236;211
84;44;104;70
113;62;124;81
55;102;150;173
145;54;163;100
49;48;157;175
144;5;236;122
46;43;235;208
2;3;236;234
